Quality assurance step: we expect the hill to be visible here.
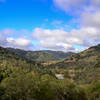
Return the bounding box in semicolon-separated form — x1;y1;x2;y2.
48;44;100;84
0;47;53;82
7;48;73;62
1;44;100;84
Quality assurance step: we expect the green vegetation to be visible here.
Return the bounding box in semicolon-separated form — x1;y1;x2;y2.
0;47;54;82
0;68;100;100
48;44;100;84
0;44;100;100
7;48;73;62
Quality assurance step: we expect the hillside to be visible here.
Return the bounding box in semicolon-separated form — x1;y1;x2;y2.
0;47;52;82
1;44;100;84
0;46;37;68
7;48;73;62
48;44;100;84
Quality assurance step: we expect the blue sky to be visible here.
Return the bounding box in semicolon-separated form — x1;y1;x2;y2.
0;0;100;52
0;0;71;30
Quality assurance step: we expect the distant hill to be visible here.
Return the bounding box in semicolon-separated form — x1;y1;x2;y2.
0;46;41;69
49;44;100;84
7;48;73;62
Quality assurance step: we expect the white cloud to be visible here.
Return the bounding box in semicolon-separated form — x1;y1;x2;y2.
0;29;32;50
53;0;100;13
32;27;100;52
33;28;74;51
53;0;87;13
70;27;100;47
53;0;100;47
38;0;100;51
82;11;100;28
0;27;99;52
7;38;31;48
70;27;99;39
53;0;100;29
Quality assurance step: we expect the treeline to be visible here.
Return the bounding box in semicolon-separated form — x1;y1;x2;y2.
0;67;100;100
7;48;73;62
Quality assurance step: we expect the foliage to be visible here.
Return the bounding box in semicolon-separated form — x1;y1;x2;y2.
7;48;73;62
0;47;54;82
0;71;87;100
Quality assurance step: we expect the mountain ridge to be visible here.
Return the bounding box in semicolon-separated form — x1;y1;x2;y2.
7;48;73;62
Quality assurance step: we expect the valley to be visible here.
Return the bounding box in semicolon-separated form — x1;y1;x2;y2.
0;44;100;100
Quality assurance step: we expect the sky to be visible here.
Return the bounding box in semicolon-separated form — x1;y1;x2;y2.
0;0;100;52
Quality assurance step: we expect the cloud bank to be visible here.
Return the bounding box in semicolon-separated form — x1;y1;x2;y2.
0;29;32;50
32;27;100;52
